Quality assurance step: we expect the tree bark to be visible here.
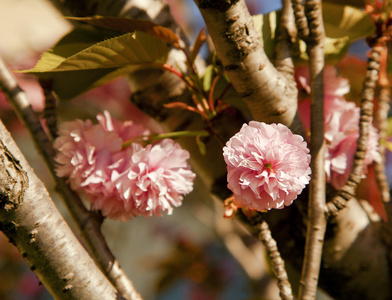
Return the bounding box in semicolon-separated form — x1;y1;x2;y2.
0;120;120;300
0;55;141;300
194;0;301;130
298;1;327;299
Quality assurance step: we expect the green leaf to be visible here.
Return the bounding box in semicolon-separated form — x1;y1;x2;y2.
214;75;250;115
202;65;215;92
264;3;374;64
252;11;279;59
201;63;250;115
66;16;180;46
196;135;207;156
20;31;169;99
26;31;168;72
323;3;375;41
24;28;104;73
296;4;375;64
298;36;351;65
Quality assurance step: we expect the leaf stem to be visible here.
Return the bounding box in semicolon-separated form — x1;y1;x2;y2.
162;63;197;93
208;75;220;113
122;130;210;148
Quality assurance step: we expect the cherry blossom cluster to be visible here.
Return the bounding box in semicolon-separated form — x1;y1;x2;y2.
54;111;195;221
297;66;381;190
223;121;311;211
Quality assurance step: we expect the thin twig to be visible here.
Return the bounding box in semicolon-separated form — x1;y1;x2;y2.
326;47;382;217
0;56;142;300
373;46;392;221
40;79;59;140
245;212;294;300
291;0;310;41
298;1;327;300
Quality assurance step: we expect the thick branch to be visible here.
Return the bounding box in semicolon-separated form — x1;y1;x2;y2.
298;2;327;300
195;0;300;130
0;57;141;300
0;120;120;299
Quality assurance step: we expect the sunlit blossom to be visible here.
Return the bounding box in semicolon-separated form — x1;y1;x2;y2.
223;121;311;211
54;111;195;220
296;65;381;190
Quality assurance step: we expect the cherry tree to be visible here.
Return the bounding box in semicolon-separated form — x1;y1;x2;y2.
0;0;391;299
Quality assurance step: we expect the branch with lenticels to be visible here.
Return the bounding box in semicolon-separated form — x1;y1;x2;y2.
0;56;142;300
194;0;303;133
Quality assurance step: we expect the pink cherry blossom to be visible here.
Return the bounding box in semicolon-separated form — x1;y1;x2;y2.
296;65;381;190
223;121;311;211
323;100;381;189
54;110;195;221
107;139;196;219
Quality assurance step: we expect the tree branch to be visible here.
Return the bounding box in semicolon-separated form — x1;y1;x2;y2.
245;212;294;300
40;79;59;140
0;57;142;300
373;46;392;222
194;0;301;131
327;47;382;217
0;120;120;299
298;1;327;299
276;0;308;140
291;0;309;41
275;0;296;77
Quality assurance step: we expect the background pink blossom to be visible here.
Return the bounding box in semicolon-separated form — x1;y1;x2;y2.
223;121;311;211
54;111;195;221
296;65;381;190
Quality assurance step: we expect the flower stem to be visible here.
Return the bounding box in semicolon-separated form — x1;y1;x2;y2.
122;130;210;148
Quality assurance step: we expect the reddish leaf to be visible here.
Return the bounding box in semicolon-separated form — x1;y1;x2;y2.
190;27;207;62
